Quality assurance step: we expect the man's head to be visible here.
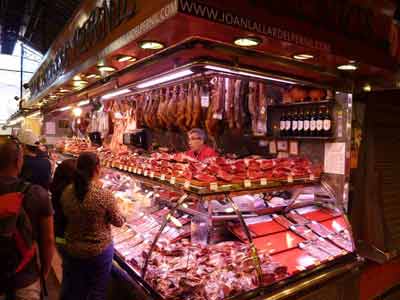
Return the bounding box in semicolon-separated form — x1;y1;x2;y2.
0;139;24;176
188;128;207;152
17;129;39;155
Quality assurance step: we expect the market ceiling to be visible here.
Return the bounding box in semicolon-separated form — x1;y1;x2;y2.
16;0;400;112
0;0;81;54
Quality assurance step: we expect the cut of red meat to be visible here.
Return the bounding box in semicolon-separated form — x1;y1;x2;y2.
181;170;193;180
247;170;264;180
233;160;247;172
247;160;260;171
194;173;217;183
259;160;274;170
216;169;234;182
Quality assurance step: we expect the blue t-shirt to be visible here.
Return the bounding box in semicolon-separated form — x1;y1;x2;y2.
21;155;52;189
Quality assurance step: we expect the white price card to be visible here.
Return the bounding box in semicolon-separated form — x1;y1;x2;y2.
210;182;218;191
260;178;268;186
184;181;191;189
324;142;345;175
128;167;133;172
309;173;315;181
289;141;299;155
150;172;155;178
244;179;252;188
160;174;166;181
201;96;210;107
137;169;142;175
269;140;277;154
144;170;148;177
134;168;138;174
170;177;176;185
287;175;294;183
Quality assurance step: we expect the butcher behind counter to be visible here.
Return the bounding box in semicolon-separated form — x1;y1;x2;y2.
185;128;217;161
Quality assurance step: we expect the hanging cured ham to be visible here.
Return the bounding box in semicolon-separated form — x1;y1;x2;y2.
224;77;235;130
191;82;202;129
176;84;187;131
205;77;225;139
233;79;243;132
166;86;178;129
257;83;268;135
185;82;194;129
248;81;259;135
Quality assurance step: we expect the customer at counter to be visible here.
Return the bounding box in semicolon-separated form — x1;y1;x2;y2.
185;128;217;161
17;130;52;190
60;152;125;300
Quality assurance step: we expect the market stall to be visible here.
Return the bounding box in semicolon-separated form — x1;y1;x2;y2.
18;1;400;299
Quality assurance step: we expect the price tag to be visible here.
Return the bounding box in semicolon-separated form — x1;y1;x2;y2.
144;170;148;177
160;174;166;181
269;141;277;154
287;175;294;183
170;177;176;185
133;168;137;173
124;165;128;171
201;96;210;107
289;141;299;155
309;173;315;181
184;181;191;189
118;164;123;170
244;179;252;188
277;140;288;151
150;172;155;178
128;167;133;172
260;178;267;186
137;169;142;175
210;182;218;191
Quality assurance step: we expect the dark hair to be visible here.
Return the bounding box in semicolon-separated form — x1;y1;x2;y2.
50;159;77;237
0;140;21;171
74;152;100;202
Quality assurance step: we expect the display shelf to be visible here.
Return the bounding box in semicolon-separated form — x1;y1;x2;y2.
264;136;334;141
269;99;334;108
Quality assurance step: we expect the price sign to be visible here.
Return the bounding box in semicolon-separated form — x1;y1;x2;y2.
160;174;166;181
244;179;252;188
137;169;142;175
128;167;133;172
210;182;218;191
184;181;191;189
170;177;176;185
134;168;138;174
309;173;315;181
260;178;267;186
287;175;294;183
150;172;155;178
144;170;148;177
201;96;210;107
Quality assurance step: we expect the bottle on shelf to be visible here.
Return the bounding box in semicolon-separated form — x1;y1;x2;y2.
316;106;324;137
309;107;317;136
323;106;332;137
297;109;304;137
291;109;298;137
280;111;286;137
285;111;292;136
303;109;310;136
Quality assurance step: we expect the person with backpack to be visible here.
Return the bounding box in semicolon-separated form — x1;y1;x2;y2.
17;130;52;190
0;139;55;300
60;152;125;300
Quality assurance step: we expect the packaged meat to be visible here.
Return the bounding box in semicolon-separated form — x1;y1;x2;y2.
327;232;354;252
286;211;310;225
299;242;332;262
290;225;319;241
272;214;295;229
313;238;345;257
306;221;333;238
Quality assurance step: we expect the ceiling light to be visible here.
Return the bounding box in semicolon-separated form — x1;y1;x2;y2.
86;74;98;79
59;88;71;93
205;65;296;84
337;64;357;71
115;55;136;62
101;88;131;100
363;84;371;92
233;37;261;47
77;99;90;107
97;65;116;72
59;106;71;112
139;41;165;50
136;69;194;89
293;54;314;60
72;107;82;117
73;75;83;80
